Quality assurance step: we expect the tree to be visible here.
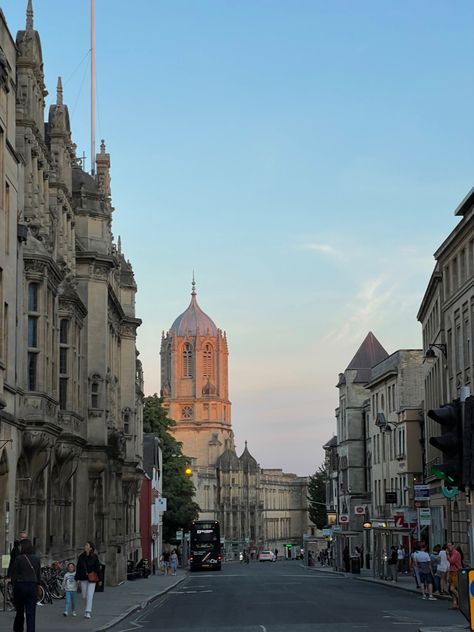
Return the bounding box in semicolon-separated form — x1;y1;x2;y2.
143;394;200;542
307;467;327;529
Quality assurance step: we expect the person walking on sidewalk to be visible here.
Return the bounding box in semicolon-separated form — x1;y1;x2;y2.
437;544;449;595
170;550;178;576
75;541;101;619
414;543;436;601
388;546;398;582
62;562;77;617
447;541;462;610
397;544;405;574
10;539;41;632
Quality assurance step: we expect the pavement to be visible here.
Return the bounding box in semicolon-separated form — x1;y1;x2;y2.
0;570;186;632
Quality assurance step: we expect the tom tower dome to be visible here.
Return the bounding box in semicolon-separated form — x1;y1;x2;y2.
160;280;234;468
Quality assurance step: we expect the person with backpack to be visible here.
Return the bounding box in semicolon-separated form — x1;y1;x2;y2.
10;539;41;632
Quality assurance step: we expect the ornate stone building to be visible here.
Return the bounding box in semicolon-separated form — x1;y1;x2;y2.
160;282;310;556
0;3;143;584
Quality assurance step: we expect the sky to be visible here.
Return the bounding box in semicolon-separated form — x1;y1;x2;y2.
3;1;474;476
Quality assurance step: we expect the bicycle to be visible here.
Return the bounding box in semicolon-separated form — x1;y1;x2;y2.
0;576;14;611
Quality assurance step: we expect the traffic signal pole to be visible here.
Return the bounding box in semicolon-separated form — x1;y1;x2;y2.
460;386;474;566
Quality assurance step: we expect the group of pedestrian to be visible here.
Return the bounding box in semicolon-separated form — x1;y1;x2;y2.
6;533;102;632
159;549;178;575
410;541;463;608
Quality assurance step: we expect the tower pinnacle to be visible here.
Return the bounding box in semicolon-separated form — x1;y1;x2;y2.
191;271;196;296
56;77;63;106
26;0;34;30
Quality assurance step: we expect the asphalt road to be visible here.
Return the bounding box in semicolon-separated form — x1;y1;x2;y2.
111;562;465;632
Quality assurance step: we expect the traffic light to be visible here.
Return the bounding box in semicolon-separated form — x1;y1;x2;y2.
428;402;463;488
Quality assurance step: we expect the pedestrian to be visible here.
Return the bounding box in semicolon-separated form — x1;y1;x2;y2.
397;544;405;574
342;545;350;573
62;562;77;617
410;545;421;588
274;548;278;561
170;549;178;576
7;531;28;579
436;544;449;595
414;543;436;600
75;541;101;619
430;545;441;594
10;539;41;632
388;546;398;582
162;550;171;575
446;541;462;609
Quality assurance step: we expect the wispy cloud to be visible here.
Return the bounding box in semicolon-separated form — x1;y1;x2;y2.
322;276;395;344
298;242;341;257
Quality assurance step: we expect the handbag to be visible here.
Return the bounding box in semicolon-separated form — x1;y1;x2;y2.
87;571;99;583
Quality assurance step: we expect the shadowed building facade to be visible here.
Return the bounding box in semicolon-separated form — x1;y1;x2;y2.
0;3;143;584
160;282;311;555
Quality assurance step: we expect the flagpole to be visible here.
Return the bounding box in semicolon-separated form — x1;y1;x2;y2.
91;0;96;175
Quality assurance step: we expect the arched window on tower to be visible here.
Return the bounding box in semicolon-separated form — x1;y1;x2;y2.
203;343;213;379
183;343;193;378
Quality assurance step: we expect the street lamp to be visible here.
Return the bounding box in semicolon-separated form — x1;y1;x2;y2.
424;343;447;360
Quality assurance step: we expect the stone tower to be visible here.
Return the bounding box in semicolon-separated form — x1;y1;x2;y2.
160;280;234;518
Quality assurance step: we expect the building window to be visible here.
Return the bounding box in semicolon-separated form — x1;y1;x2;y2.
91;381;99;408
123;408;131;434
27;283;40;391
203;343;213;378
59;319;69;410
182;405;193;419
183;343;193;378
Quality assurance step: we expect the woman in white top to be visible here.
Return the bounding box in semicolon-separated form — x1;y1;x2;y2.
437;544;449;594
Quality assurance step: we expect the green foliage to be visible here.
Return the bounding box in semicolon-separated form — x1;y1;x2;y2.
143;394;200;542
307;467;328;529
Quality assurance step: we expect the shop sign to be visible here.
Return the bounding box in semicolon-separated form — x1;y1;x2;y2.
339;514;349;524
419;508;431;526
385;491;397;504
414;484;430;501
354;505;366;515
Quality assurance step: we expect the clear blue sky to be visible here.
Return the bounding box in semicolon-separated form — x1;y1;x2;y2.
4;1;474;475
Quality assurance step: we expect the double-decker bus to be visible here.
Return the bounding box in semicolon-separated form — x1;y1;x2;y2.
189;520;222;571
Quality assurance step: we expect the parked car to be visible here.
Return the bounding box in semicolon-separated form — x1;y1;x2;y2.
258;550;275;562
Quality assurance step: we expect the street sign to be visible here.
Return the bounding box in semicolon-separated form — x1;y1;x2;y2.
176;530;183;540
418;508;431;526
156;497;167;512
332;525;342;532
394;514;405;528
414;484;430;501
339;514;349;524
322;528;332;536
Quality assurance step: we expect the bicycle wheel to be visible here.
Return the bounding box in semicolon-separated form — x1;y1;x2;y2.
36;584;45;605
49;578;64;599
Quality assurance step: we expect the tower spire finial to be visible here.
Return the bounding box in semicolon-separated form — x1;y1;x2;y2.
191;271;196;296
26;0;34;30
56;77;63;106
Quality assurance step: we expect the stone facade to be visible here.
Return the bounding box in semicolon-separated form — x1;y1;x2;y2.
417;188;474;555
161;283;311;556
0;3;142;584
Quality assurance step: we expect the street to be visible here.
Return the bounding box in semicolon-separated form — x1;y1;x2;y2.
110;562;465;632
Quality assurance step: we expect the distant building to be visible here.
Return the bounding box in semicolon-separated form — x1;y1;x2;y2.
160;282;311;556
140;434;162;572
